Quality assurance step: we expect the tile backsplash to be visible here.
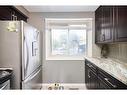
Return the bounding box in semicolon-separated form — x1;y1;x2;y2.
108;44;127;63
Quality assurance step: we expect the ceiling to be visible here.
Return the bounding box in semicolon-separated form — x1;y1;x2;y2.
23;6;99;12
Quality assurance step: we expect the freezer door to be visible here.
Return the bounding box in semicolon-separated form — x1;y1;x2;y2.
22;66;42;89
22;22;41;80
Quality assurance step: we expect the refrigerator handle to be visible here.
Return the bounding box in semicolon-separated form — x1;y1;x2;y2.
24;36;29;77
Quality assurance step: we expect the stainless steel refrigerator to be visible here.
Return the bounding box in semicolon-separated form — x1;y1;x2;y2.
0;21;42;89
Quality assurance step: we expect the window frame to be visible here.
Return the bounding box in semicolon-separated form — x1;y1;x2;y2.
45;18;92;60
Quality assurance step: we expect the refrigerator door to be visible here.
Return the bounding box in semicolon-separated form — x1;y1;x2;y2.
22;66;42;89
22;22;41;80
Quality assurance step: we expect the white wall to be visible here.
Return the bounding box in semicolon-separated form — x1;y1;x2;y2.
91;14;101;57
108;44;127;63
28;12;100;83
43;60;85;83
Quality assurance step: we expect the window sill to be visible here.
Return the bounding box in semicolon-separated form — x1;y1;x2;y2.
46;56;85;61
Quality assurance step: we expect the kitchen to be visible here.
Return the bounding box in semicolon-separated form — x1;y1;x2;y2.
0;5;127;90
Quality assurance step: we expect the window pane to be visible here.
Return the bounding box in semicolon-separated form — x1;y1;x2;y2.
69;29;86;55
51;29;68;55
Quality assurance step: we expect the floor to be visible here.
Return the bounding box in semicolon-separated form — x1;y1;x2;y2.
41;83;87;90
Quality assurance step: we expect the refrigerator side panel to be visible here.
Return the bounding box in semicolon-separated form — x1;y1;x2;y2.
0;21;21;89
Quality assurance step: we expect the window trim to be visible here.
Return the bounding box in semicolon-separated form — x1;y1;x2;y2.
45;18;92;60
46;55;85;60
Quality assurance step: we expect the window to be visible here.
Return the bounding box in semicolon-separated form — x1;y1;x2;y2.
45;18;92;59
51;29;86;56
51;29;68;55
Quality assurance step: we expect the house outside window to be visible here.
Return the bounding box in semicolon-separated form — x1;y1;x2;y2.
51;29;86;56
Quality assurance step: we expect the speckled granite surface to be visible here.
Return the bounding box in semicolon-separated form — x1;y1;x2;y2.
84;57;127;85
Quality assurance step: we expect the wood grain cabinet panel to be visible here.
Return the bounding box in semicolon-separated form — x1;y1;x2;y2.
114;6;127;42
85;60;99;89
0;6;28;22
95;6;127;43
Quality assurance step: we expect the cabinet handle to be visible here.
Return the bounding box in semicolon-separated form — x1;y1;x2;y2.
88;71;91;78
89;65;92;68
100;34;105;41
88;75;90;78
14;16;17;21
99;34;101;41
102;34;105;41
104;78;117;88
87;64;93;68
11;14;15;20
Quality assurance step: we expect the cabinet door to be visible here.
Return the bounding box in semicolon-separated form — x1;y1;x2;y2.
85;66;98;89
95;6;103;43
115;6;127;42
98;77;110;89
85;62;91;89
14;10;27;22
0;6;27;22
98;68;118;89
103;6;113;42
89;70;98;89
95;6;113;43
0;6;12;20
85;61;98;89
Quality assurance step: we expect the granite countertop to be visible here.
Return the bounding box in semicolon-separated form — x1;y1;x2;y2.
0;68;13;84
84;57;127;85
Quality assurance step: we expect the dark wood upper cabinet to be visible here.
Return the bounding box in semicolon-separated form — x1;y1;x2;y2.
95;6;113;43
95;6;127;43
0;6;28;22
0;6;12;20
102;6;113;42
95;6;102;43
114;6;127;42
